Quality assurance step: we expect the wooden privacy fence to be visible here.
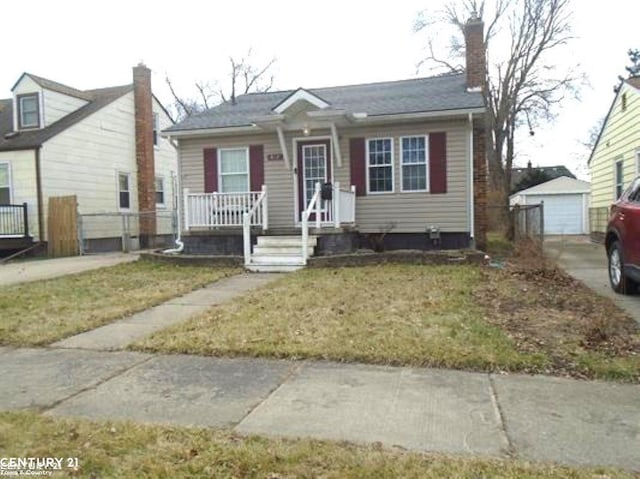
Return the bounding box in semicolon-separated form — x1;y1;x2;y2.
48;195;79;257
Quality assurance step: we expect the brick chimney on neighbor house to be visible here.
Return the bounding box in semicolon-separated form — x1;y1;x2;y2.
133;63;156;247
464;15;488;251
464;13;486;91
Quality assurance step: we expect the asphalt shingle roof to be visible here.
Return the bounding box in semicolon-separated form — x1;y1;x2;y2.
0;84;132;151
167;72;484;132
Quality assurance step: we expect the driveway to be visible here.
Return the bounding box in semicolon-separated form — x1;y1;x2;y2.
545;236;640;324
0;253;139;287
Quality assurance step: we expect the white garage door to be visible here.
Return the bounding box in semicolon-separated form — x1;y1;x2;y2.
526;194;584;235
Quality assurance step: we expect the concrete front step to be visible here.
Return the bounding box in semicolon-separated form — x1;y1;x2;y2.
257;236;317;247
245;264;305;273
253;246;315;255
251;255;306;265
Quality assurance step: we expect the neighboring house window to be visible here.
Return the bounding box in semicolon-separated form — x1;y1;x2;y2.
367;138;394;193
400;136;428;192
219;148;249;192
155;177;165;206
615;159;624;199
636;150;640;175
118;172;131;209
153;113;159;146
18;94;39;128
0;163;11;204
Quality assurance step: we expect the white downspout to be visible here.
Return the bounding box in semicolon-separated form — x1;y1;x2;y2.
163;137;184;254
468;113;475;244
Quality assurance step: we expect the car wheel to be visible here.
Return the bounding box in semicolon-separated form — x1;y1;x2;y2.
608;241;632;294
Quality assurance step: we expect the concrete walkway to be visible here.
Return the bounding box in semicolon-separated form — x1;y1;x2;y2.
0;252;138;287
1;348;638;471
51;273;282;350
545;236;640;324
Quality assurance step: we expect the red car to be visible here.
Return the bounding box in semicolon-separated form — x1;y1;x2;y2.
606;175;640;294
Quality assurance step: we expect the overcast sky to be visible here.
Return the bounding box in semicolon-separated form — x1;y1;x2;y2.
2;0;639;180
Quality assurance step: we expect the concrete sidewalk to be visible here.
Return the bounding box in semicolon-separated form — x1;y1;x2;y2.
1;348;638;471
545;237;640;324
0;253;139;287
51;273;280;350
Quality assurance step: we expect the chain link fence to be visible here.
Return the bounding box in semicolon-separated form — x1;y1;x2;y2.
78;210;177;254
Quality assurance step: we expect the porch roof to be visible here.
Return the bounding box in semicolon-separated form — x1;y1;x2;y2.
165;72;484;133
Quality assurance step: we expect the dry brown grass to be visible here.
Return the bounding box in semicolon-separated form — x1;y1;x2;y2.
0;260;238;346
0;411;631;479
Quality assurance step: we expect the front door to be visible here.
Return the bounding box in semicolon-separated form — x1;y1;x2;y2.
297;140;331;221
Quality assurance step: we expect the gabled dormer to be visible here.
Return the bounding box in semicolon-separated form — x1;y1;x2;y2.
11;73;89;131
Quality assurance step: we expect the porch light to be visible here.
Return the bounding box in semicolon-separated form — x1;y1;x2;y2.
303;126;310;136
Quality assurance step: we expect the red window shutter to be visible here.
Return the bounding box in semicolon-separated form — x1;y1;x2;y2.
249;145;265;191
349;137;366;196
429;132;447;194
203;148;218;192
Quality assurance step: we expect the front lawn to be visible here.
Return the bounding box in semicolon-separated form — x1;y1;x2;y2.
0;261;238;346
0;411;630;478
135;248;640;382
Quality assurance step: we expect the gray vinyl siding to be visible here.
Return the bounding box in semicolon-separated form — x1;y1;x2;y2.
177;118;471;233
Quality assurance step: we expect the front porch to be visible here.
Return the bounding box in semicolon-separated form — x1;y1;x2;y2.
182;182;357;269
0;203;33;253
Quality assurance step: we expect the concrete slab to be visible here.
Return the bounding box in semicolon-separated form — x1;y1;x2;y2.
492;373;640;470
0;349;149;410
236;362;509;456
0;253;138;287
545;238;640;324
50;273;283;351
49;356;295;428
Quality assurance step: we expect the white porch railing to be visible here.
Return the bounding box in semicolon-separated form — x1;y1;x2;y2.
243;187;268;266
183;186;268;229
301;184;322;264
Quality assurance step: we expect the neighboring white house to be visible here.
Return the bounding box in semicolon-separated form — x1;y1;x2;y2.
0;65;177;252
510;176;591;235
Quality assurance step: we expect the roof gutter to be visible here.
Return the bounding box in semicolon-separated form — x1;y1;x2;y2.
161;107;486;139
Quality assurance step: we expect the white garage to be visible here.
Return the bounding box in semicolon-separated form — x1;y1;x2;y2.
510;176;591;235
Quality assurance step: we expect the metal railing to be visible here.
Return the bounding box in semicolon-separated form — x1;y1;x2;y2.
301;183;322;264
242;186;268;266
184;188;266;229
0;203;29;237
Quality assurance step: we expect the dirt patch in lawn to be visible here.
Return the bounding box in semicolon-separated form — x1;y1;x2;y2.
475;240;640;381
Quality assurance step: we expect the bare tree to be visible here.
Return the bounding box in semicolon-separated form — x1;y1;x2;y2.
166;49;276;121
416;0;582;199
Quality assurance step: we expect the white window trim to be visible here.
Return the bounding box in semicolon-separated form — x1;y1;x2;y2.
18;94;40;129
635;149;640;176
217;147;250;193
399;135;430;193
0;162;13;204
117;171;131;211
366;137;395;195
614;158;624;200
155;175;165;208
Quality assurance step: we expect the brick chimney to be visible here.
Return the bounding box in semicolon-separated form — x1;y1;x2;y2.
133;63;156;247
464;14;486;91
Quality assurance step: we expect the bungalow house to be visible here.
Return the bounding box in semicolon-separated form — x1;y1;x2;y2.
164;17;488;271
588;76;640;242
0;64;177;254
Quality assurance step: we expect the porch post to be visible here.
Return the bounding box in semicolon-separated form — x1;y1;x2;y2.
315;182;321;229
183;188;190;231
22;202;29;238
333;181;340;228
261;184;268;230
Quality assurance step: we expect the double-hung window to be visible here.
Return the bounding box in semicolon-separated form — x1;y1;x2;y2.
401;136;428;192
615;159;624;200
219;148;249;192
118;172;131;209
18;94;39;129
0;163;11;204
155;177;165;206
153;113;159;146
367;138;393;193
